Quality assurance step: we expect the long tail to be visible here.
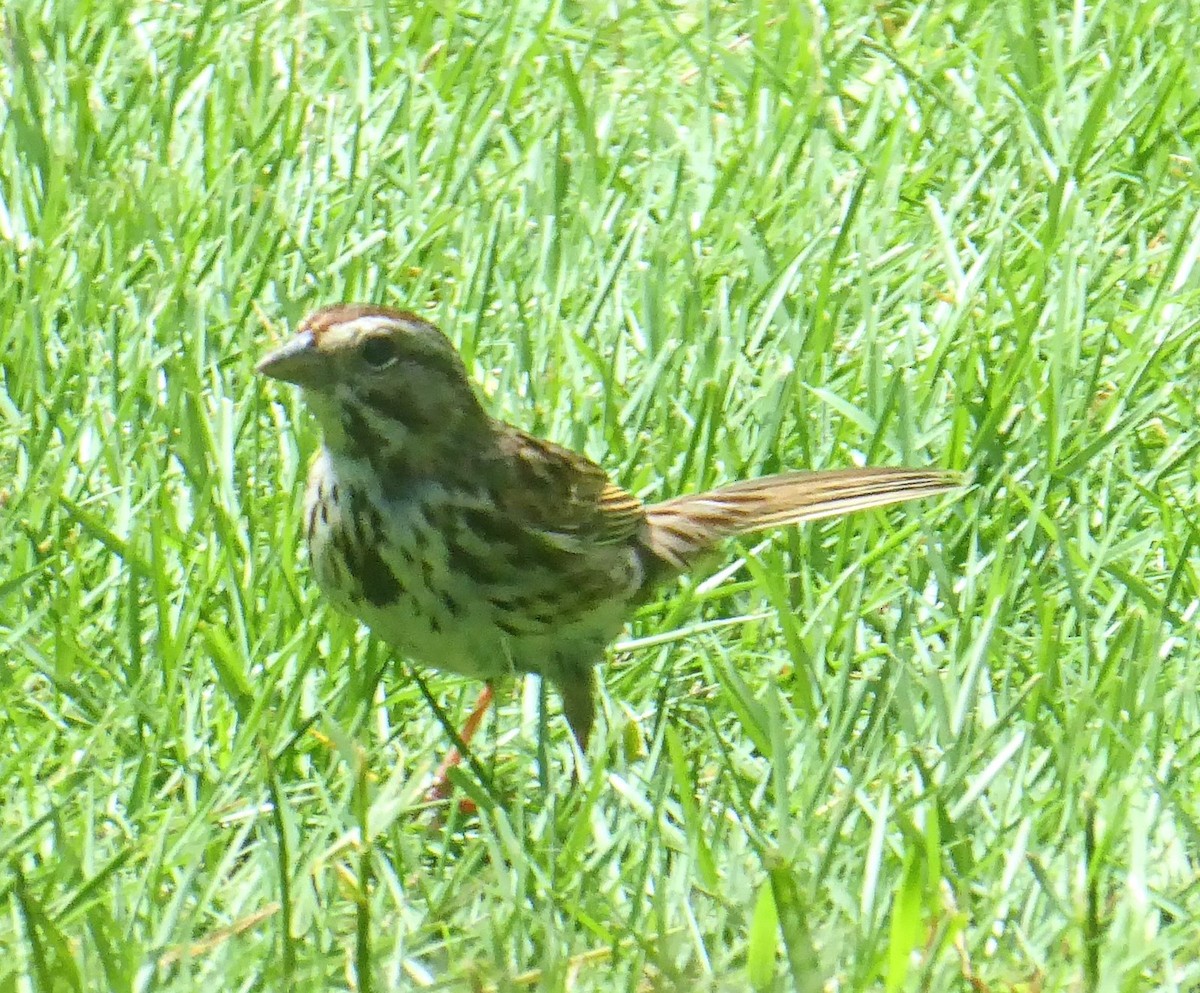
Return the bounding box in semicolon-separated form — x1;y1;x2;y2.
643;467;966;571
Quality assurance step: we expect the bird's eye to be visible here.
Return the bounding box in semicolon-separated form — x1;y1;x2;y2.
359;336;397;369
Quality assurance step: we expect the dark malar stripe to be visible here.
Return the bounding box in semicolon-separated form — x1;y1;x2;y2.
342;404;384;455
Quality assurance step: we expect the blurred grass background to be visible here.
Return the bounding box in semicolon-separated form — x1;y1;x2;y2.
2;1;1199;990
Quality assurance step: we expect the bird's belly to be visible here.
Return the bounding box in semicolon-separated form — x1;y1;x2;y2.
351;597;511;678
305;469;642;681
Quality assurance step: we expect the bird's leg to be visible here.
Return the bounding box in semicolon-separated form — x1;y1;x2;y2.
424;682;495;804
426;666;595;805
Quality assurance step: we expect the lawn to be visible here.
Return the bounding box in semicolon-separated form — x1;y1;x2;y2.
3;2;1199;990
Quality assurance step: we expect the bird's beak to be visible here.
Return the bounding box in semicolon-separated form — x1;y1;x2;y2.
256;331;330;389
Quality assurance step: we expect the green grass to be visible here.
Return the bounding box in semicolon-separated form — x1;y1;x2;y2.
3;1;1199;989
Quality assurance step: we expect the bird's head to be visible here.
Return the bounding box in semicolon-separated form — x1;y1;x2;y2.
258;304;487;464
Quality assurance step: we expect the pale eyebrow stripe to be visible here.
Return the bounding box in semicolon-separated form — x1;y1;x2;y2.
321;319;464;381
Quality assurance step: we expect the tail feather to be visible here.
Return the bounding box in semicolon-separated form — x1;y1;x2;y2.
643;467;966;571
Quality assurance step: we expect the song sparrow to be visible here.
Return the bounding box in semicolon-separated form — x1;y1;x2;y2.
258;303;964;759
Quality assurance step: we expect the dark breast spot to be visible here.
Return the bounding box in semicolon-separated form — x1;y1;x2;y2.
357;545;402;607
487;590;545;612
349;491;377;546
495;617;525;637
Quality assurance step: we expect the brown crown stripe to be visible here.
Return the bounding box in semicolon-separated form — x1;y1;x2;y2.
303;303;430;334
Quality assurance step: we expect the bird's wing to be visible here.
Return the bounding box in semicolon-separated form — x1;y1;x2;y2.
495;429;646;550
